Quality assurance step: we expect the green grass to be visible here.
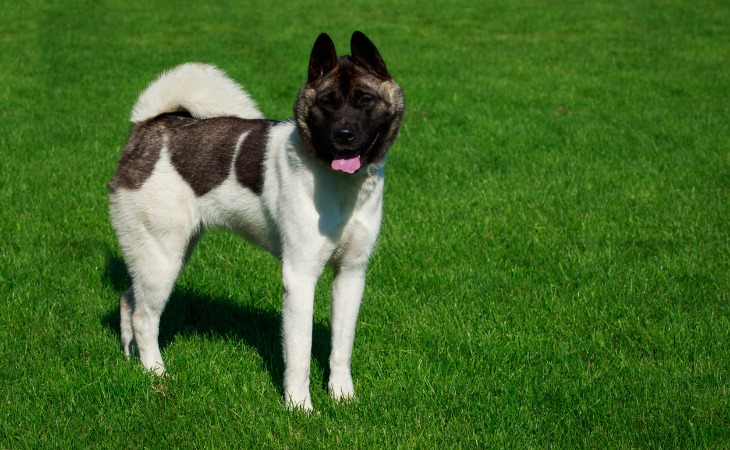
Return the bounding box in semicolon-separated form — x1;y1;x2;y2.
1;0;728;447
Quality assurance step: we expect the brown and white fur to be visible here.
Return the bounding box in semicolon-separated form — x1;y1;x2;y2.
108;32;404;411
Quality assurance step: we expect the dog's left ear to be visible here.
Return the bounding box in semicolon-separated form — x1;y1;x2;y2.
351;31;390;79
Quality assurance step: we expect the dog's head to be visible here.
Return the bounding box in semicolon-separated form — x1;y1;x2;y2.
295;31;405;174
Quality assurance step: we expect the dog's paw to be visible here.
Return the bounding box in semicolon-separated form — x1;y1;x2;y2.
142;361;166;377
285;394;313;412
327;374;355;401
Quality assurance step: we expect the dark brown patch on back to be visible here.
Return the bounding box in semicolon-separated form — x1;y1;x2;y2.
168;117;273;196
110;114;273;196
168;116;247;196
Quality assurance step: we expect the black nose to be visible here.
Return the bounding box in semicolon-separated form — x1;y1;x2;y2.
334;128;356;145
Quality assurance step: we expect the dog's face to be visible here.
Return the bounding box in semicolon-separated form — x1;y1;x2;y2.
295;32;405;174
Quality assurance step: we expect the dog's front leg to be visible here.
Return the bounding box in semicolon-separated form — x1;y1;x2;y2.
328;265;366;401
281;262;320;411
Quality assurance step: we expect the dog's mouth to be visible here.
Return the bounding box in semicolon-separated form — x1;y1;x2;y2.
330;133;380;174
331;150;362;174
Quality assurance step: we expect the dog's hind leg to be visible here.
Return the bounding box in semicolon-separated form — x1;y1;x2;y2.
120;287;136;356
118;222;195;375
133;233;192;375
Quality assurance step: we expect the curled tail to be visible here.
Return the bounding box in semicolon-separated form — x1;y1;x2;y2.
130;63;264;123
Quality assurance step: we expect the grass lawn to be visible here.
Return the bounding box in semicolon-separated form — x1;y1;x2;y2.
1;0;728;447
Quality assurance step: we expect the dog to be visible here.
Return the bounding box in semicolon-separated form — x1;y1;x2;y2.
108;31;405;410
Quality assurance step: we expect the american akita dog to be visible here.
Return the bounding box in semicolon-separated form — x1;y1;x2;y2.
108;31;405;410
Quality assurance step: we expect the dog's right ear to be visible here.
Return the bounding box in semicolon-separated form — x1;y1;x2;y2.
308;33;338;82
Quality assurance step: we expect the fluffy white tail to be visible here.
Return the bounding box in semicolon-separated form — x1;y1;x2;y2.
130;63;264;123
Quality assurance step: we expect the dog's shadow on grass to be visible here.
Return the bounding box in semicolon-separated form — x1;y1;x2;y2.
101;253;332;397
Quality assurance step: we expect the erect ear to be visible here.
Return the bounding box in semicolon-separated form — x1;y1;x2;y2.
350;31;390;79
308;33;338;82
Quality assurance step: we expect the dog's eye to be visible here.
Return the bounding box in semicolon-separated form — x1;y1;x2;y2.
318;94;338;110
357;94;375;108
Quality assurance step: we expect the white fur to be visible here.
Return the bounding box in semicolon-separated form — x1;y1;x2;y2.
130;63;264;123
110;64;385;411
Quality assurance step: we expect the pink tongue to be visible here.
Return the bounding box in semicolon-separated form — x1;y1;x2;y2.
331;154;361;174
